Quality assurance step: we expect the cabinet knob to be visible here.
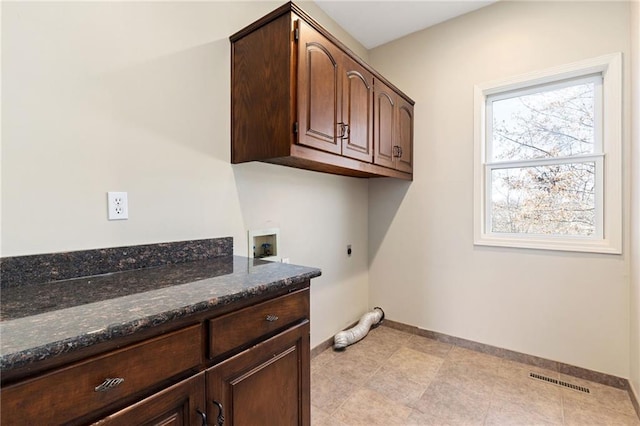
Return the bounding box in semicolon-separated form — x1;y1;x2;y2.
265;314;279;322
94;377;125;392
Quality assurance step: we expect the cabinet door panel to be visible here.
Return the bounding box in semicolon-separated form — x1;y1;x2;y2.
207;321;310;426
233;345;298;424
231;13;293;163
396;100;414;173
374;81;396;168
297;21;341;155
342;59;373;162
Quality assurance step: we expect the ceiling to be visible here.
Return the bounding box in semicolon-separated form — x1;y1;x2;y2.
314;0;498;49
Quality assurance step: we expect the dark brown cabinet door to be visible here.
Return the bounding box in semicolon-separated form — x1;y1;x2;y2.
93;373;206;426
206;321;310;426
341;57;373;162
297;20;341;155
396;98;414;173
373;79;414;172
374;79;396;169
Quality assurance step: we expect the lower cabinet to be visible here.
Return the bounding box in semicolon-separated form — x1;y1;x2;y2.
0;287;311;426
93;373;206;426
206;321;310;426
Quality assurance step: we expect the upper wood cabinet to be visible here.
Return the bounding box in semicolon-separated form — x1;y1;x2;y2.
374;79;414;173
230;2;414;180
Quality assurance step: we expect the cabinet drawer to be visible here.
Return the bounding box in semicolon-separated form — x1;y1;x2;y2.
208;289;309;359
1;324;202;426
92;372;206;426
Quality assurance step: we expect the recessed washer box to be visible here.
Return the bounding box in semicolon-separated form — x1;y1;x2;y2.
248;228;280;261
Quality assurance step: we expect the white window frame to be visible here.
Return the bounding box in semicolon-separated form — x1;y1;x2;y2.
473;53;622;254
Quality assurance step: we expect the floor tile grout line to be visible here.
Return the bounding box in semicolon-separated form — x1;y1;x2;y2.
560;379;640;419
398;338;459;423
561;387;566;425
395;340;433;423
321;342;405;420
402;338;449;411
313;347;361;418
481;356;507;426
311;348;355;417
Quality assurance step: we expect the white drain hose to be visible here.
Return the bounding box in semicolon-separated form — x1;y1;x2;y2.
333;307;385;350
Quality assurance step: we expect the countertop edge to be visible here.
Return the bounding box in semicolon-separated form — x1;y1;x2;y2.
0;269;321;373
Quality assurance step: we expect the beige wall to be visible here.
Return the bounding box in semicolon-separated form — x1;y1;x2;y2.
630;0;640;402
0;1;370;348
2;0;638;383
368;1;633;378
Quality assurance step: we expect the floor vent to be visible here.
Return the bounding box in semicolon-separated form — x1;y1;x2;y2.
529;372;590;394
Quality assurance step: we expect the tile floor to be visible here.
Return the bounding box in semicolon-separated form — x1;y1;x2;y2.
310;325;640;426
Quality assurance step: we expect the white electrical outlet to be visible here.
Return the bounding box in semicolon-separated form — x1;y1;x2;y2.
107;192;128;220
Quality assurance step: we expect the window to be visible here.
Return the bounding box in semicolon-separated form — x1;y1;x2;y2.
474;53;622;253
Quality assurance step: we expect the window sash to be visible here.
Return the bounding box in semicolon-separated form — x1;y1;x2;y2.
485;74;603;163
484;155;604;240
486;73;601;103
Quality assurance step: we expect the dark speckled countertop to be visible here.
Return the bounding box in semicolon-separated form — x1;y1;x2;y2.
0;255;321;372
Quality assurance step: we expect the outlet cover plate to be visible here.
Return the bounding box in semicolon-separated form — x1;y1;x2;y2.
107;191;128;220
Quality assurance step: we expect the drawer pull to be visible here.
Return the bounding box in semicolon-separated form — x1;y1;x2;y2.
213;400;225;425
265;314;279;322
94;377;125;392
196;409;208;426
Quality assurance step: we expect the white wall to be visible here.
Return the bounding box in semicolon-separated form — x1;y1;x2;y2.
630;0;640;402
368;1;632;378
0;1;371;348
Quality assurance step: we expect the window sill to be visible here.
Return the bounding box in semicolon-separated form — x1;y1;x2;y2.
474;234;622;254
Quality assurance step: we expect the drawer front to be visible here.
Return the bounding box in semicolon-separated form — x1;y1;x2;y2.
1;324;202;426
208;289;309;359
91;372;206;426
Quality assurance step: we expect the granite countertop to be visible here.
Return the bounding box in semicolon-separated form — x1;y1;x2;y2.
0;255;321;372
